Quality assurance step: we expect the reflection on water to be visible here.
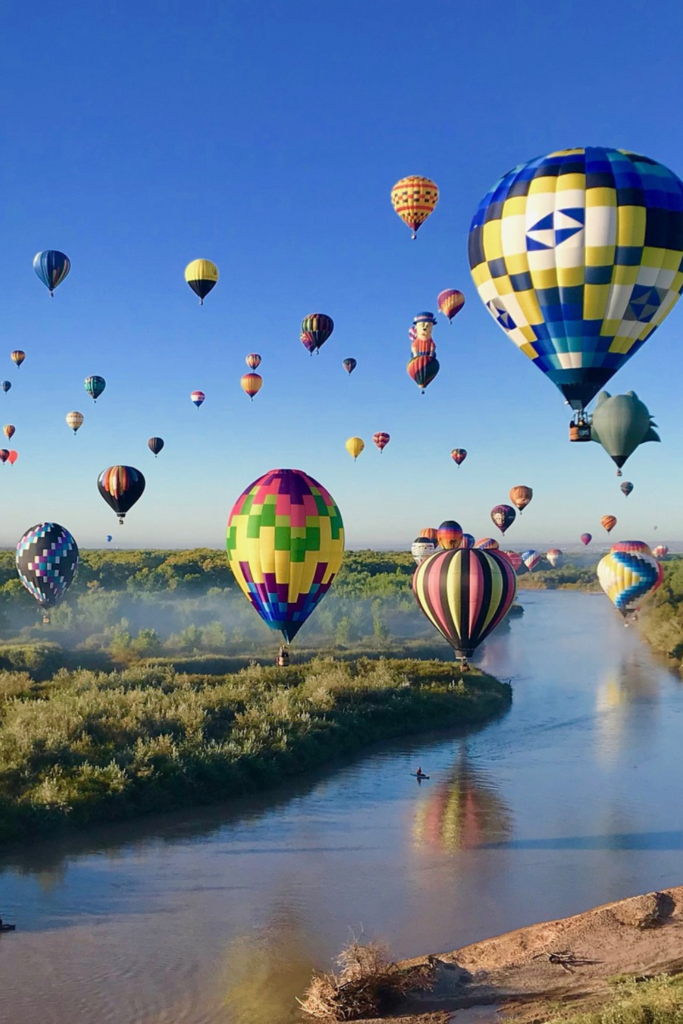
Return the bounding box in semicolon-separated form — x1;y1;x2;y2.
413;749;513;851
3;592;683;1024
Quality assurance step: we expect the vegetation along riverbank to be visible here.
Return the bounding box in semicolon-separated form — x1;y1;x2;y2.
0;657;511;844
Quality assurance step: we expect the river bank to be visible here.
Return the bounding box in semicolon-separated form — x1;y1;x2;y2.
349;885;683;1024
0;656;511;844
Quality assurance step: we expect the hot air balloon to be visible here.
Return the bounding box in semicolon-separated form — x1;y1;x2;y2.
407;355;440;393
191;390;205;407
522;550;542;571
300;313;333;355
653;544;669;560
490;504;516;535
97;466;146;525
410;336;436;359
410;312;438;353
345;437;364;461
1;381;10;393
11;351;25;368
3;425;15;441
342;358;357;375
185;259;219;304
390;175;439;239
502;550;523;572
437;289;465;323
411;537;437;566
226;468;344;644
7;450;18;465
245;354;262;370
581;533;592;546
601;515;617;534
475;537;500;550
373;432;390;453
437;521;463;550
509;486;533;513
241;372;263;400
84;375;106;402
546;548;564;569
621;481;634;497
33;250;71;296
65;411;84;434
419;528;438;543
0;450;10;464
413;548;517;661
469;148;683;415
16;523;78;618
460;533;475;549
106;535;112;543
148;437;164;457
591;392;660;475
451;449;467;467
597;542;663;620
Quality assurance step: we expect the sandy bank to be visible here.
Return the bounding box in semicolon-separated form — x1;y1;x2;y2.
359;885;683;1023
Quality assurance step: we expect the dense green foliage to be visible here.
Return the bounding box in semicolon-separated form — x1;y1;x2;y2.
0;658;511;842
639;556;683;661
516;562;600;591
539;973;683;1024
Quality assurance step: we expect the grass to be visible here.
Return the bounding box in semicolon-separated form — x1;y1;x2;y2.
521;973;683;1024
0;656;511;844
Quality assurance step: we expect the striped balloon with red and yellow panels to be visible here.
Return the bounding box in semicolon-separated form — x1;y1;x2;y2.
390;175;439;239
413;548;517;659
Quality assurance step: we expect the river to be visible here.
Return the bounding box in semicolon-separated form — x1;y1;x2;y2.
2;591;682;1023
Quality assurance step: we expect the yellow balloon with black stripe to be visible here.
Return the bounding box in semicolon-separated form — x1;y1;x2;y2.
184;259;219;305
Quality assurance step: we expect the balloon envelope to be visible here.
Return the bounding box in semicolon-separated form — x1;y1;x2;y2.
3;425;14;440
437;521;463;550
509;486;533;512
185;259;219;303
591;391;660;470
437;289;465;322
581;533;592;546
502;550;523;571
148;437;164;456
411;537;437;565
97;466;146;524
226;468;344;643
653;544;668;559
66;411;84;434
522;549;542;571
407;355;439;392
342;358;357;375
7;450;17;465
620;481;634;497
460;533;475;549
451;449;467;466
241;372;263;400
11;351;25;368
246;354;262;370
419;528;438;543
391;175;439;238
16;522;78;608
33;250;70;295
84;375;106;401
475;537;500;550
1;381;10;393
546;548;564;568
469;147;683;411
597;542;663;618
601;515;617;533
191;391;205;407
373;432;390;452
301;313;333;353
490;504;516;535
413;548;517;658
345;437;364;460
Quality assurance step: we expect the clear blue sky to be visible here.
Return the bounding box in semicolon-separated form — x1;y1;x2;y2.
1;0;682;550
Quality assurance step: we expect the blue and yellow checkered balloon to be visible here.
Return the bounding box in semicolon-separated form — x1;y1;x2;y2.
468;148;683;411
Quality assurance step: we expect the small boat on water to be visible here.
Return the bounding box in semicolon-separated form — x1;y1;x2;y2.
411;773;430;780
0;924;15;932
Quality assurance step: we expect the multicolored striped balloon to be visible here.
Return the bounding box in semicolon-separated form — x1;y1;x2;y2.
240;372;263;400
191;390;205;407
413;548;517;659
246;353;262;370
411;537;437;566
16;522;78;610
33;250;71;296
437;520;463;550
407;355;440;393
522;549;542;571
419;527;438;543
84;375;106;402
301;313;333;354
601;515;617;533
437;289;465;322
97;466;146;525
460;533;475;549
475;537;500;550
597;542;663;618
226;468;344;643
373;431;390;452
390;175;439;239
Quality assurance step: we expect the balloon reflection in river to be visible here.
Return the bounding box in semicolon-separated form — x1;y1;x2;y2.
595;654;661;766
413;750;512;851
